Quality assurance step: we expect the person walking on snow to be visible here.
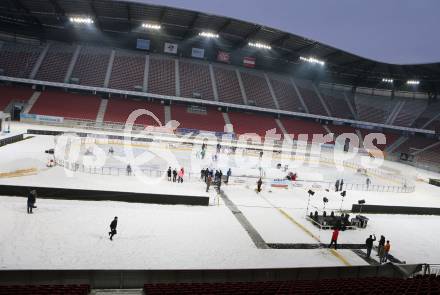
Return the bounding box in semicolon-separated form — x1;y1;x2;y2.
329;228;340;250
377;235;386;259
335;179;340;192
178;168;184;183
339;179;344;191
27;189;36;214
126;164;132;176
382;240;391;263
365;234;376;258
167;167;172;181
172;169;177;182
109;216;118;241
257;178;263;193
226;168;232;184
366;177;371;189
206;175;212;192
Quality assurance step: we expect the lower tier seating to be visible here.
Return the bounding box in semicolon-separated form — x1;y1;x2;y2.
29;90;101;120
0;85;33;111
0;284;90;295
103;98;165;126
170;104;225;132
228;112;282;139
144;275;440;295
281;118;328;142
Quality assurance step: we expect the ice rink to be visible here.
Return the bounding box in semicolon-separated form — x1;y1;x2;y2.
1;122;440;269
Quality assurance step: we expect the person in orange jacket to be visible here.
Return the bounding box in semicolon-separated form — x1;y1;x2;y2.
329;228;340;250
381;240;391;263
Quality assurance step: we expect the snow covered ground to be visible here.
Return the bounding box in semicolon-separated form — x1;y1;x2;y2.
1;122;440;269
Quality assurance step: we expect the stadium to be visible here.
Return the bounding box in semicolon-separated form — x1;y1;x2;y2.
0;0;440;294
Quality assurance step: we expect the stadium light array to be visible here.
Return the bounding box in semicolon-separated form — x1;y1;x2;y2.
299;56;325;66
142;23;161;30
199;32;219;39
248;42;271;50
69;17;94;24
407;80;420;85
382;78;394;83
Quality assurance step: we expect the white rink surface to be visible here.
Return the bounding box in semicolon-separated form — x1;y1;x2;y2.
1;122;440;269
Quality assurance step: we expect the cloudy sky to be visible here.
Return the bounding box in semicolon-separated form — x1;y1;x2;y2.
132;0;440;65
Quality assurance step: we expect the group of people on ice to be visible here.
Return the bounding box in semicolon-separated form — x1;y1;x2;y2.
329;228;392;263
201;168;232;192
167;167;185;183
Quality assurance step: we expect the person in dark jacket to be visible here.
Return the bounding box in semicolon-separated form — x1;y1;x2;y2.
172;169;177;182
335;179;340;192
339;179;344;191
365;234;376;257
226;168;232;184
200;168;205;180
27;189;36;214
377;235;386;258
167;167;172;181
126;164;132;176
109;216;118;241
257;178;263;193
206;175;212;192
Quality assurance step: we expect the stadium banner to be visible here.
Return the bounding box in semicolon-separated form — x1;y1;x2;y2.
191;47;205;59
243;56;256;68
20;113;64;123
164;42;178;54
217;51;230;63
136;39;150;50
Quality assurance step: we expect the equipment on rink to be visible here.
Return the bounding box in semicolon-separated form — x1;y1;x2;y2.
0;112;11;133
306;212;357;230
429;179;440;187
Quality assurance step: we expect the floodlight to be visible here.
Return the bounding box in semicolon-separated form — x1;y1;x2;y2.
142;23;161;30
248;42;271;50
69;17;94;24
407;80;420;85
382;78;393;83
299;56;325;66
199;32;219;39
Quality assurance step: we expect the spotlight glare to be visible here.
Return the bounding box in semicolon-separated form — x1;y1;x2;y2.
407;80;420;85
382;78;393;83
299;56;325;66
248;42;271;50
69;17;94;24
199;32;219;39
142;23;161;30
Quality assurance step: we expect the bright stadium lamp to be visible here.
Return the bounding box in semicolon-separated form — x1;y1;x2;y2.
407;80;420;85
299;56;325;66
199;32;219;39
69;16;94;24
142;23;161;30
248;42;271;50
382;78;393;83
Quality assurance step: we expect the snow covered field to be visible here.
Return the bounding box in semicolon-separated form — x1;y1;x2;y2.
1;122;440;269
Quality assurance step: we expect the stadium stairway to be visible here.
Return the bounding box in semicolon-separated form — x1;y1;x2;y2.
96;98;108;123
22;91;41;114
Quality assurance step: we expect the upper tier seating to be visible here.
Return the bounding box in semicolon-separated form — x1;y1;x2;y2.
36;43;75;83
170;104;225;132
228;112;282;139
29;90;101;120
318;87;354;119
392;98;427;127
0;42;43;78
268;74;304;112
213;65;244;105
109;50;145;91
148;55;176;96
71;46;111;87
294;79;327;116
355;93;397;124
0;85;33;111
281;117;328;142
179;60;214;100
144;275;440;295
413;101;440;129
416;143;440;165
103;98;164;126
239;71;275;108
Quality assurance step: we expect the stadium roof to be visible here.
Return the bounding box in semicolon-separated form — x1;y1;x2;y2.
1;0;440;92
